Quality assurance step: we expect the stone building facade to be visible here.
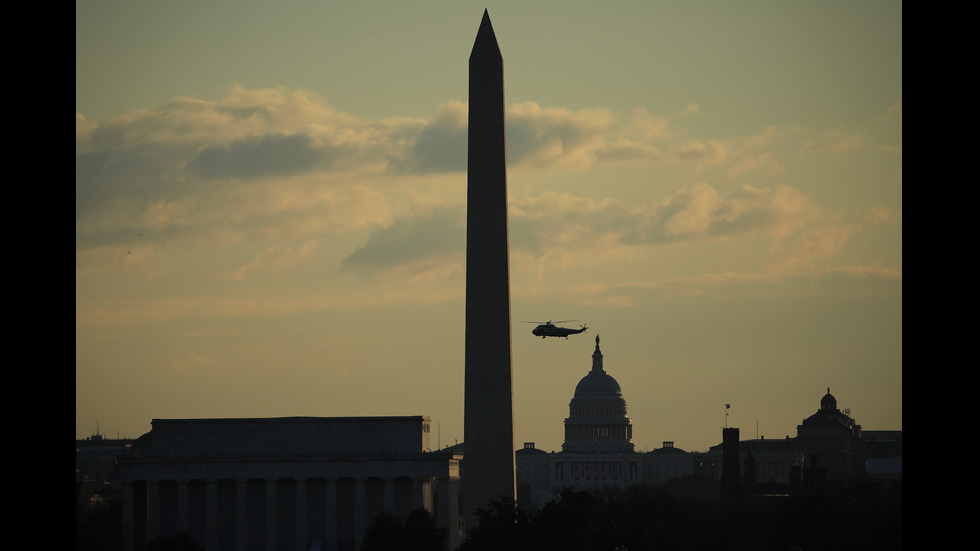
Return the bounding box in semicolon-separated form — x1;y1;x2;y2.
117;416;461;551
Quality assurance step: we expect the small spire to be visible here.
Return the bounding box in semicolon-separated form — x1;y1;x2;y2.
591;334;603;372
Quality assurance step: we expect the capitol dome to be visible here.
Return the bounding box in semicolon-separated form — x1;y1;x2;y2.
562;336;634;453
573;365;623;396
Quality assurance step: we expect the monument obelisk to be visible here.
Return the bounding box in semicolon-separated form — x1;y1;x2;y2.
463;9;516;526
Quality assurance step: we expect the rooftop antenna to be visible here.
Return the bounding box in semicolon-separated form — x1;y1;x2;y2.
724;404;731;428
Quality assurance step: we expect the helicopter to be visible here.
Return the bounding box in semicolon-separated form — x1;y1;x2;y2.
524;320;589;339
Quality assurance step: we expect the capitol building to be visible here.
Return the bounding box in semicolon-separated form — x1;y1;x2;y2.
515;336;902;510
516;335;686;509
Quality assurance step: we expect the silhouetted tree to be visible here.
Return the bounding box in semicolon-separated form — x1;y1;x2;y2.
402;508;446;551
361;508;445;551
598;483;698;551
843;477;902;550
462;479;900;551
76;499;122;551
361;512;405;551
461;490;627;551
533;488;620;551
145;532;205;551
458;497;535;551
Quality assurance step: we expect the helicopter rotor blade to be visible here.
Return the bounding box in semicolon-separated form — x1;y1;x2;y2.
521;319;578;325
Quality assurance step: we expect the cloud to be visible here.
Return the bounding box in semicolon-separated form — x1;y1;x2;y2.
764;219;859;275
188;133;326;179
508;192;634;255
78;85;744;262
662;183;721;236
883;101;902;120
810;265;902;294
866;204;901;226
76;84;897;313
213;240;319;282
611;184;800;247
623;107;674;141
75;88;422;249
76;87;734;232
878;144;902;156
503;181;883;303
606;271;785;299
799;130;867;155
506;102;615;170
74;83;418;178
725;153;785;181
336;180;828;281
505;183;846;286
388;100;710;174
595;139;726;166
172;352;214;372
503;102;724;169
729;125;796;152
341;206;465;276
388;101;467;173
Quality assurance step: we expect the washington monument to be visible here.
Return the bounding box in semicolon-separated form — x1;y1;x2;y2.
463;9;516;526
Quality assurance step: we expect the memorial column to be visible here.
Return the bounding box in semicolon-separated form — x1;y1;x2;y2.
121;481;135;551
265;478;277;551
206;479;219;551
147;480;161;542
412;477;424;511
235;479;248;551
295;477;308;551
176;479;189;534
353;477;367;550
383;477;395;514
324;478;338;551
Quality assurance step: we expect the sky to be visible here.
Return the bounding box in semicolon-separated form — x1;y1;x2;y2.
76;1;902;454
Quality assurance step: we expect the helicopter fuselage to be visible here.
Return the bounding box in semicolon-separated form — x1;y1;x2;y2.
531;324;588;339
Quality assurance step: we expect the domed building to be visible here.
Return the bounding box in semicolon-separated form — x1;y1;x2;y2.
797;388;860;439
705;387;902;494
792;387;864;483
517;336;650;509
562;336;634;453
